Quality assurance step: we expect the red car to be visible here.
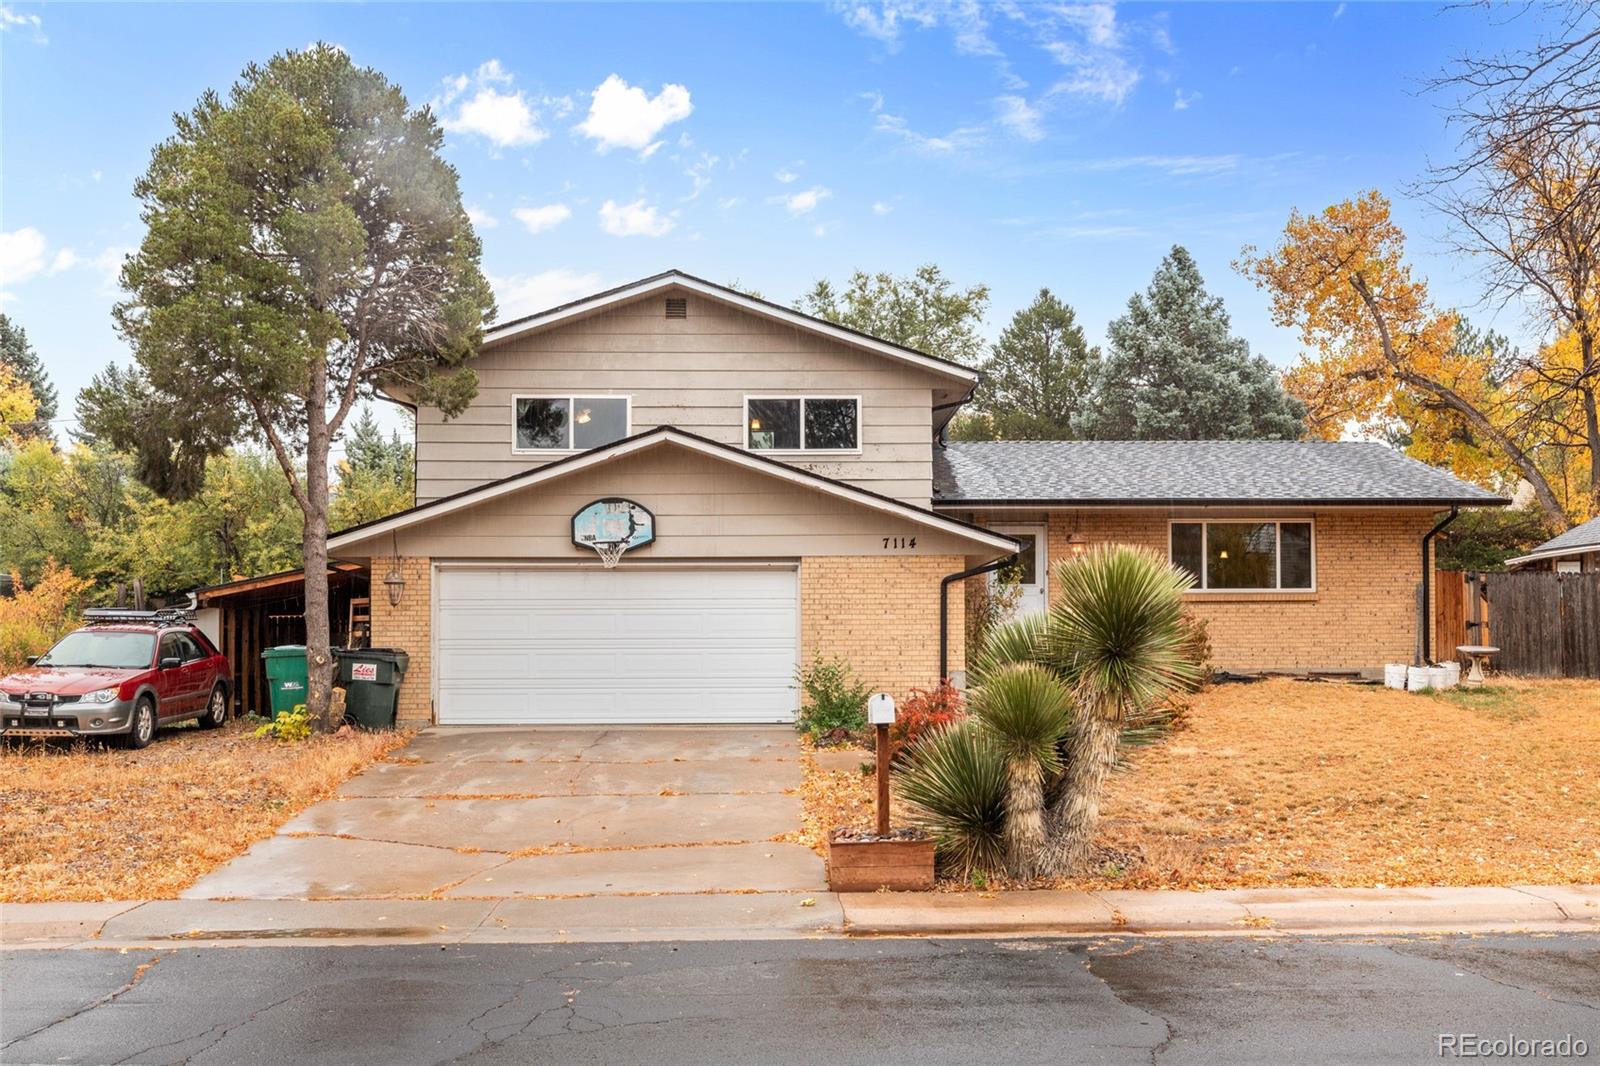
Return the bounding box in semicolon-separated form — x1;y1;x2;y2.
0;609;232;748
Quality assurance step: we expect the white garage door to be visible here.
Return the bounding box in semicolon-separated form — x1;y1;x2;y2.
434;566;799;725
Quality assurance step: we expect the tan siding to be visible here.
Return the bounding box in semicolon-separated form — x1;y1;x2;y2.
342;443;997;560
415;291;949;506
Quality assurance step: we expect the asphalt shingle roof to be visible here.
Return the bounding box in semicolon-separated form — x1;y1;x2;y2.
1525;514;1600;557
932;440;1507;506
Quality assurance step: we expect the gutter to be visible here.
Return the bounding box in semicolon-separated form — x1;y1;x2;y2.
1418;506;1459;665
939;555;1016;680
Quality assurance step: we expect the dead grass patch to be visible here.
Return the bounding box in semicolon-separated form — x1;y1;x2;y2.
1;722;408;901
795;678;1600;890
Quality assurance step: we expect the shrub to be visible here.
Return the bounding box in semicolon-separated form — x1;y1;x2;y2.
1175;608;1212;689
894;719;1009;880
793;655;871;740
965;560;1022;657
0;563;93;673
889;679;966;757
254;705;313;742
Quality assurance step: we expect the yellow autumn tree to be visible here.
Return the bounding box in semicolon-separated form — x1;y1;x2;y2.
0;365;38;443
1237;191;1579;529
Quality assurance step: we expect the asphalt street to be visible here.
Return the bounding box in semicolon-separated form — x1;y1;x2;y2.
2;934;1596;1065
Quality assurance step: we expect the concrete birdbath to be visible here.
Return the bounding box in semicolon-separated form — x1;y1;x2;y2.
1456;645;1500;688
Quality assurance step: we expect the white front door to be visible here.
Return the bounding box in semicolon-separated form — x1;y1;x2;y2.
995;525;1048;618
434;565;799;725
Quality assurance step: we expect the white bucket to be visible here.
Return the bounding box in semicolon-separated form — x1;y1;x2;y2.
1407;666;1431;692
1427;665;1450;690
1439;661;1461;688
1384;664;1408;690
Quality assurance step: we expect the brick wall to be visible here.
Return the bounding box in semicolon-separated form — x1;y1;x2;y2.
368;556;433;724
800;555;965;699
964;510;1438;674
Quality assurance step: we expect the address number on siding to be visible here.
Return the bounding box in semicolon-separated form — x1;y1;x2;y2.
882;536;917;549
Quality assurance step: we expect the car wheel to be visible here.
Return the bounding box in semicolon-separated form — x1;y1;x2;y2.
119;697;156;750
198;684;228;729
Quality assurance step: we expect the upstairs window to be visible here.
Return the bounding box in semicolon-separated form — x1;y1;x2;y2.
1170;520;1314;591
513;396;630;452
745;396;860;452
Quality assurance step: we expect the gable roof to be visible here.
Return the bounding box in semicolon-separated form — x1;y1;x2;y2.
932;440;1508;507
328;426;1018;554
479;269;980;386
1505;514;1600;566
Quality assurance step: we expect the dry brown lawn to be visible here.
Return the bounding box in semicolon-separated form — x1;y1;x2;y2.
1;722;408;902
804;678;1600;889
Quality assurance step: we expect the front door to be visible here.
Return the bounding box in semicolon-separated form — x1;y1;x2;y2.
995;525;1048;618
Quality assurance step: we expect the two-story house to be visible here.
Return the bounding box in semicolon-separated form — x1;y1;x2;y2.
323;271;1505;726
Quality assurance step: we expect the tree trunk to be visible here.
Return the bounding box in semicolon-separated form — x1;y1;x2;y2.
1582;332;1600;510
1038;713;1121;877
302;363;336;731
1003;760;1046;882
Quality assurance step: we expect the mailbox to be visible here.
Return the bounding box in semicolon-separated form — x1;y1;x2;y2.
867;692;897;726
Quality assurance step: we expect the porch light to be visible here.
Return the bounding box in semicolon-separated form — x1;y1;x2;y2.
1067;532;1089;557
383;562;406;607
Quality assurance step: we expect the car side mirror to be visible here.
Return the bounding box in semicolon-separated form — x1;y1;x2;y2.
25;656;37;666
160;657;182;670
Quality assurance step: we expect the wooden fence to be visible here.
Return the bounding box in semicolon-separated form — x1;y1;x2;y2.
1437;570;1600;678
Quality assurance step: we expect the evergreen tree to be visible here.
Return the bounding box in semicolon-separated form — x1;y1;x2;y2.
1088;247;1305;440
797;264;989;365
0;314;58;438
967;288;1098;440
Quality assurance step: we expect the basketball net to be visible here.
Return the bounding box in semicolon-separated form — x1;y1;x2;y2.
591;540;627;569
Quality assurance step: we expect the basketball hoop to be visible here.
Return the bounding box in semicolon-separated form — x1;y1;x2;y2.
590;539;628;569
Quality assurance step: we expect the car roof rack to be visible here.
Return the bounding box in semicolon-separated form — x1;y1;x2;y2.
81;607;196;625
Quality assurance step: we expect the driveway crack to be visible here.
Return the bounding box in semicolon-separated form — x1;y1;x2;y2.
1;952;165;1050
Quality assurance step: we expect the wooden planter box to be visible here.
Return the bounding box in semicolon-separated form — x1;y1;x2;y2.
827;834;935;892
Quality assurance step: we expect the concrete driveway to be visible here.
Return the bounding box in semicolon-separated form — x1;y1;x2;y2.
185;726;824;901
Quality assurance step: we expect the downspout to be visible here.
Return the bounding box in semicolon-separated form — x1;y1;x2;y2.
1418;506;1459;665
940;555;1016;681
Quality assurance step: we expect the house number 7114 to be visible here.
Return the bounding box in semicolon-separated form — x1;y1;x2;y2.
882;536;917;549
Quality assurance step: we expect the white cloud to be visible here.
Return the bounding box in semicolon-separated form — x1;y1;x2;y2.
1173;88;1200;111
1070;154;1242;176
995;95;1044;141
90;246;132;292
0;227;47;288
0;4;44;42
575;74;693;156
1043;39;1140;104
717;196;743;210
782;185;832;215
513;203;572;234
598;198;676;238
774;167;800;184
834;1;939;48
873;109;985;154
872;201;894;216
489;268;602;319
683;153;719;201
48;248;77;274
434;60;547;149
1333;2;1347;17
466;205;498;229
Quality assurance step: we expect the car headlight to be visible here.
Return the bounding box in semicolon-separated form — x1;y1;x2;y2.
78;688;119;705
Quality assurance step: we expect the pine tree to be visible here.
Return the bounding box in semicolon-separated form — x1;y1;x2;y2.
968;288;1098;440
0;314;59;438
1087;247;1305;440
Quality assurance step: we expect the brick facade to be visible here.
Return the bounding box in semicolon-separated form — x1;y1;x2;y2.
964;510;1439;674
799;555;965;699
368;556;433;724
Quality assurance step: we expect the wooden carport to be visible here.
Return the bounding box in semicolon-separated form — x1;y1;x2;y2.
194;564;370;716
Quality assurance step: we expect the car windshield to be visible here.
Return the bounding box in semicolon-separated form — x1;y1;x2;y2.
35;631;155;669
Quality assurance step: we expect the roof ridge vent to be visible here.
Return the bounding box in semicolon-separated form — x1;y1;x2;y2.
664;296;688;319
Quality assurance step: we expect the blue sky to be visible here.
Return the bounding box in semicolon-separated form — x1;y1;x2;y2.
0;2;1557;441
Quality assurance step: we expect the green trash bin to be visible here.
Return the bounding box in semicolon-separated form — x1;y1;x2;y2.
336;648;410;730
261;646;309;718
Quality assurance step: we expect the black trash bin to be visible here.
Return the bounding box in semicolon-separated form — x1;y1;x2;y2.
335;648;410;730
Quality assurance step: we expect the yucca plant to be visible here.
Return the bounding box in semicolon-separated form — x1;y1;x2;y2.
967;662;1074;880
1039;545;1197;877
893;719;1008;880
966;611;1049;689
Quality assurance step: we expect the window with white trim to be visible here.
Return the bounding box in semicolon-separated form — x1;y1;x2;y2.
513;396;630;452
745;396;860;451
1169;520;1314;591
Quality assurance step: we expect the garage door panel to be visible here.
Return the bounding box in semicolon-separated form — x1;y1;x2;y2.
434;567;799;724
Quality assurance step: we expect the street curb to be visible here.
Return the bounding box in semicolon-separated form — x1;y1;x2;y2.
4;885;1598;947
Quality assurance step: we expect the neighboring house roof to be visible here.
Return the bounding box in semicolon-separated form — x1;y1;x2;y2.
1505;514;1600;567
932;440;1509;507
478;269;981;387
328;426;1019;555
